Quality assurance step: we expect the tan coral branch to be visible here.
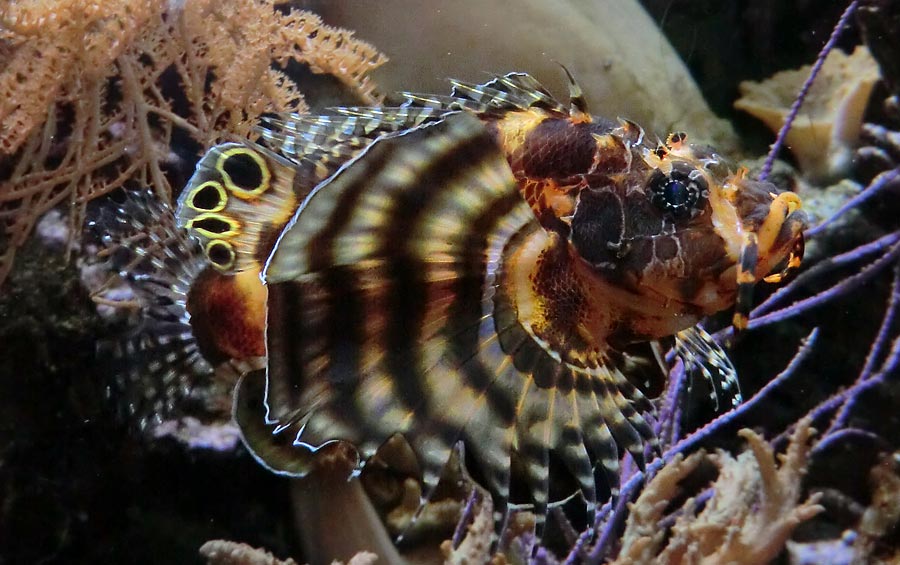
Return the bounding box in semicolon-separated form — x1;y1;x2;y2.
610;418;824;565
0;0;387;286
615;452;707;563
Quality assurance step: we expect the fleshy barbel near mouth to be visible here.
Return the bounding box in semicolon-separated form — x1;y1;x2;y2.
754;191;807;275
732;192;808;333
763;208;808;283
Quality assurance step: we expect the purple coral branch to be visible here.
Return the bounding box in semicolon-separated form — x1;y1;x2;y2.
531;546;558;565
774;386;853;447
655;359;687;449
758;0;860;181
746;240;900;331
826;262;900;433
665;328;820;455
451;489;479;549
811;427;889;456
813;329;900;441
751;231;900;318
585;320;887;561
873;330;900;380
771;364;888;450
562;526;594;565
657;487;715;531
858;261;900;381
586;465;657;564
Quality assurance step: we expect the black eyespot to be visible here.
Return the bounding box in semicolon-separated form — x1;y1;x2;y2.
190;183;224;211
192;216;232;234
207;241;235;268
648;169;706;218
223;152;263;190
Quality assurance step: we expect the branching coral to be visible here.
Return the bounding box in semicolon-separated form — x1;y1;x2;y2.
852;452;900;562
200;540;301;565
613;420;823;565
441;490;498;565
612;452;706;563
0;0;386;285
199;540;377;565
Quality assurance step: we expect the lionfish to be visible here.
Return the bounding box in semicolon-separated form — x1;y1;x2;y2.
99;71;807;536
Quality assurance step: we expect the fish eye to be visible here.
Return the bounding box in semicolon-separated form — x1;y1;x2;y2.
648;169;706;218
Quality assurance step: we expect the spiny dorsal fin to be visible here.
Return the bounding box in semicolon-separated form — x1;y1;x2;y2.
258;107;445;172
445;72;568;115
559;64;591;121
250;69;584;246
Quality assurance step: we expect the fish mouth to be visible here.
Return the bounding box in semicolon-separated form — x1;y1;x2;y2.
762;209;807;283
731;193;807;333
745;189;807;278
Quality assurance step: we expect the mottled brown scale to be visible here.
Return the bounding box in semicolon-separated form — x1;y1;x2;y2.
528;233;595;357
520;118;597;178
489;110;633;232
482;98;806;355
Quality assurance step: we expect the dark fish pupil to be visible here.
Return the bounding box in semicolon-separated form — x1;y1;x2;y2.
648;169;704;218
664;180;690;206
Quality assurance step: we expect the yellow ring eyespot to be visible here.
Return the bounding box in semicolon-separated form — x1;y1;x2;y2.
186;181;227;213
186;212;242;239
205;240;236;270
216;147;271;200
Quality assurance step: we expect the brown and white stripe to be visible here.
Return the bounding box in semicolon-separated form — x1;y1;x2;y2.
257;113;655;533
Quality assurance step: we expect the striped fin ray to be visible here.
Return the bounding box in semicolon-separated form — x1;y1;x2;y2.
258;107;446;176
400;92;490;114
245;113;657;540
560;64;590;119
396;72;568;118
262;114;533;503
256;71;568;195
257;114;369;168
675;326;742;411
91;191;214;428
446;72;568;115
593;365;656;467
333;106;448;128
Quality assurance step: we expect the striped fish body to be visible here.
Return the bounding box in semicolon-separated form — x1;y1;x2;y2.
166;72;808;534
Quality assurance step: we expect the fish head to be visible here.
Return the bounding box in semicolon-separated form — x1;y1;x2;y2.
569;131;808;341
